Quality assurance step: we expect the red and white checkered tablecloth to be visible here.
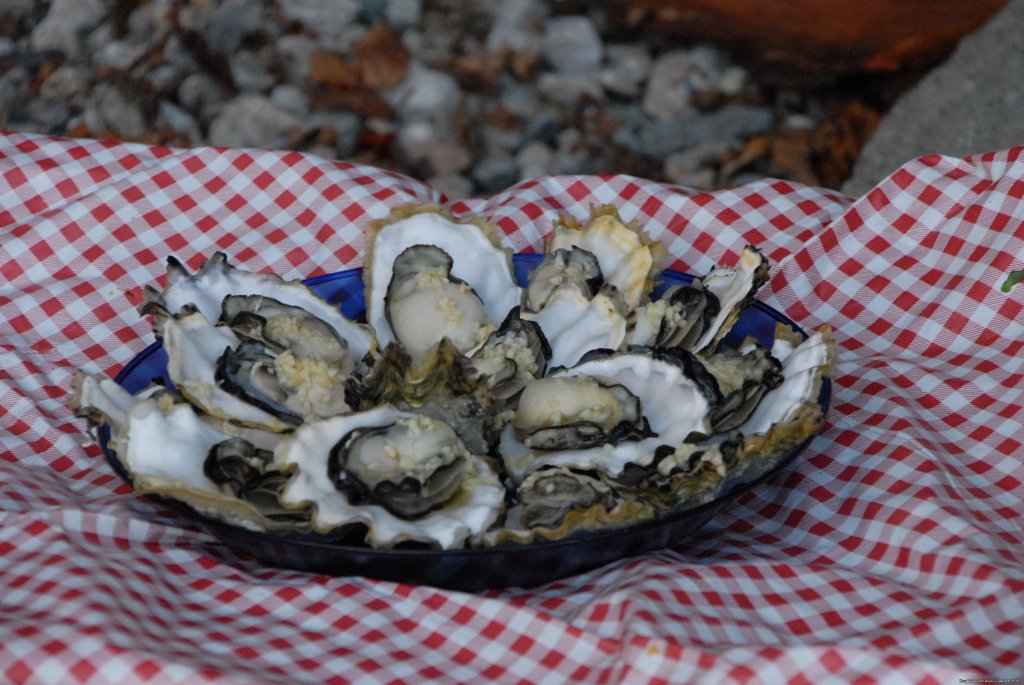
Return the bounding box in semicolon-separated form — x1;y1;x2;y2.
1;130;1022;685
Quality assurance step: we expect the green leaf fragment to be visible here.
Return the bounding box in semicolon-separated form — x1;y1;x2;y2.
1001;269;1024;293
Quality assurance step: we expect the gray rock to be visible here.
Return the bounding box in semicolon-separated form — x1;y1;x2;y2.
663;139;739;181
394;119;435;164
276;34;318;83
486;0;548;54
95;40;150;73
208;94;301;149
638;106;774;157
643;50;697;120
845;0;1024;196
481;123;524;156
383;62;461;122
537;71;603;109
177;72;230;125
307;109;362;157
145;65;183;95
0;69;30;129
386;0;422;31
499;79;542;119
30;0;109;58
230;50;276;92
157;100;201;142
516;141;554;178
599;44;652;98
360;0;388;23
205;0;270;56
25;99;70;133
163;35;199;73
428;173;474;200
127;0;176;41
0;0;35;21
472;155;520;194
542;16;603;73
520;112;561;146
277;0;361;49
270;84;309;118
425;140;472;176
94;84;149;138
39;64;90;102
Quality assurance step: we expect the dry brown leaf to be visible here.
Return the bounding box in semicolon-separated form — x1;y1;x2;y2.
769;130;820;186
309;50;361;88
355;24;410;89
311;88;395;119
719;136;771;180
812;100;880;187
449;48;505;92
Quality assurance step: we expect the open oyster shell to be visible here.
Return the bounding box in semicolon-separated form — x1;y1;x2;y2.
274;406;505;549
364;204;521;350
69;373;308;532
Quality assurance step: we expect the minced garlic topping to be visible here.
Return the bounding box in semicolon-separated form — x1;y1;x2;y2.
265;314;346;361
273;350;340;408
413;266;449;290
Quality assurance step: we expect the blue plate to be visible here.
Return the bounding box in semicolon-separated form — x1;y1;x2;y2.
104;254;830;590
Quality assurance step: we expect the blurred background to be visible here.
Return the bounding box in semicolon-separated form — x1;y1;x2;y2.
0;0;1010;198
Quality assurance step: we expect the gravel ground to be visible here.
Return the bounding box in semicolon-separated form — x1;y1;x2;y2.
1;0;886;198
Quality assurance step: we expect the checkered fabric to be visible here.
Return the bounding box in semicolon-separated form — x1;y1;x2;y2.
1;130;1022;685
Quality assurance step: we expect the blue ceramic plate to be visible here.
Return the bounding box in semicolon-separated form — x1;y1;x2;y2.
103;254;830;590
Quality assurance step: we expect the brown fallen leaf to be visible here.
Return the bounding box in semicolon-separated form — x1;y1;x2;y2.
811;100;880;187
311;88;395;119
310;50;361;89
769;129;820;186
354;24;410;89
448;48;506;92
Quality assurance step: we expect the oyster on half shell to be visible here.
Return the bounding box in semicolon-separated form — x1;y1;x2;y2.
364;205;521;351
275;406;505;548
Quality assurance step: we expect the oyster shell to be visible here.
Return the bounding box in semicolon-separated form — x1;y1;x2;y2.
275;406;505;548
548;205;665;310
364;205;520;349
69;373;306;531
155;251;375;362
385;244;496;361
502;347;723;483
691;245;770;354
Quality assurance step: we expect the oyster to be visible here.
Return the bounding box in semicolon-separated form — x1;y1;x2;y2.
155;251;375;362
364;205;520;349
275;406;505;548
520;246;629;369
502;347;723;483
142;298;296;431
511;375;651;450
547;205;665;310
69;373;306;531
691;245;770;354
470;307;550;403
349;339;502;455
384;245;496;362
737;326;835;465
626;280;720;350
522;247;602;313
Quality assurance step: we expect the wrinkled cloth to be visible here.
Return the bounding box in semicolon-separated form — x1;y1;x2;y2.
1;131;1022;685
